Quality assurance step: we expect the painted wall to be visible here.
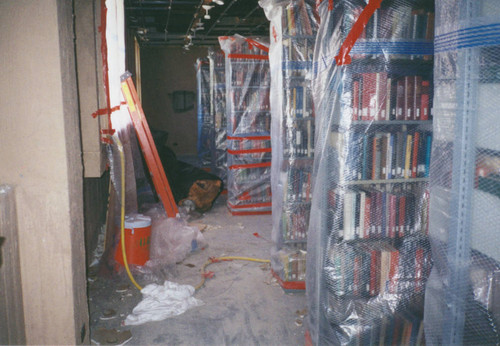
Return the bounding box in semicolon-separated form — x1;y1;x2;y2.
0;1;88;344
140;46;211;155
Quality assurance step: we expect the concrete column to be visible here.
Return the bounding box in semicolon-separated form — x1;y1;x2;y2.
0;1;89;344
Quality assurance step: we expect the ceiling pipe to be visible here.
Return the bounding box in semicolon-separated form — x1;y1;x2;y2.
184;0;205;39
164;0;173;42
248;21;269;36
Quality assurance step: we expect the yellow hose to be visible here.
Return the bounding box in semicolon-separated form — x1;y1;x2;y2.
195;256;270;291
110;134;143;291
110;136;269;293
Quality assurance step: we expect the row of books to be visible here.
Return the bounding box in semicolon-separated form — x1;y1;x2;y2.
232;184;272;204
230;89;271;112
228;137;271;151
284;166;312;203
344;6;434;41
285;85;314;118
229;153;272;167
231;111;271;135
327;186;430;241
284;122;314;158
331;130;432;182
325;238;431;298
230;66;270;87
351;72;432;122
280;249;307;282
281;204;310;241
282;0;315;37
212;49;225;68
283;37;315;63
232;165;272;185
350;312;425;346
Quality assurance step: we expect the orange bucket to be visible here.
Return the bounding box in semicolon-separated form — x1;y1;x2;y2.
115;214;152;266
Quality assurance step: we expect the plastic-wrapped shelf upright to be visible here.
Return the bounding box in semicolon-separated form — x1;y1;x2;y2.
424;0;500;344
208;48;228;189
219;35;272;215
196;57;213;169
260;0;319;291
306;0;434;344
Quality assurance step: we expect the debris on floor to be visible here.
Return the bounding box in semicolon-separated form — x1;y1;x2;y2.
188;222;208;232
100;308;117;320
124;281;203;326
296;308;307;319
91;328;132;345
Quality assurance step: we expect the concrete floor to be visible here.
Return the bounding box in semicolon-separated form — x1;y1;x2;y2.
88;194;308;345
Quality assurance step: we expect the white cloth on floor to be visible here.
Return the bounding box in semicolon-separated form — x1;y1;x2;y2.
124;281;203;326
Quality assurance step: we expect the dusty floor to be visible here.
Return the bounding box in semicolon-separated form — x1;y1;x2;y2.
88;194;308;345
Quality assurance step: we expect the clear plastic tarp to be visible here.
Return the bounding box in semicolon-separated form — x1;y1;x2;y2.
219;35;272;215
423;0;500;344
196;57;214;169
208;48;228;187
305;0;434;344
260;0;319;289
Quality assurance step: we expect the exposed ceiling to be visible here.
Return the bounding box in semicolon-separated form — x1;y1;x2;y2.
124;0;270;48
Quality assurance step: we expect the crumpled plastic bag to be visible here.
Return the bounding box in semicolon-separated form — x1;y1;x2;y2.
124;281;204;326
143;204;207;266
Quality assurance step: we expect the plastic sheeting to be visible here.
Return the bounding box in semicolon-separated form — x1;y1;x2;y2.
260;0;319;289
208;48;228;187
219;35;272;215
423;0;500;344
196;57;214;168
144;203;207;267
305;0;434;344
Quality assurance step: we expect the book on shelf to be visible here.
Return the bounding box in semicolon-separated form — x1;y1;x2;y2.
280;249;307;282
352;72;432;122
282;0;314;37
329;185;428;241
326;236;431;300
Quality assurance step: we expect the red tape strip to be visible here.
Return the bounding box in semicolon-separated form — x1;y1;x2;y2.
229;162;271;170
227;136;271;141
227;54;269;60
228;202;272;209
335;0;382;65
228;148;271;155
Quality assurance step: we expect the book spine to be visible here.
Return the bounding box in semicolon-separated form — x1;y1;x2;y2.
404;76;415;120
413;76;422;120
353;80;360;121
421;80;430;121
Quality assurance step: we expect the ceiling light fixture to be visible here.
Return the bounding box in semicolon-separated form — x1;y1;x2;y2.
202;5;213;19
213;0;224;5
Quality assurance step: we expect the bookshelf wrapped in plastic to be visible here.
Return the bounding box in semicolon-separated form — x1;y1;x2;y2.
208;48;228;188
305;0;434;344
196;57;213;168
260;0;318;290
219;35;272;215
423;0;500;344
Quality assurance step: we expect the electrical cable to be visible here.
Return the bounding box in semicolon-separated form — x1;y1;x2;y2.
195;256;271;291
